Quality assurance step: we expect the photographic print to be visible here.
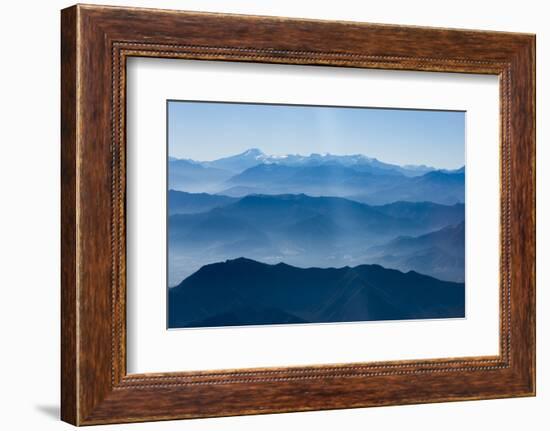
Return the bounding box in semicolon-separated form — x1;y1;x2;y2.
167;101;466;329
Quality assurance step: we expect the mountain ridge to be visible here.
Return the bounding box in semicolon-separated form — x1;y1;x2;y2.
169;149;464;205
170;148;446;176
167;193;465;285
169;257;465;328
366;221;465;282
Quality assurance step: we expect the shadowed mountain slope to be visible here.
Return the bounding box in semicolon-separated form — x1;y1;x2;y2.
169;258;465;328
366;222;465;282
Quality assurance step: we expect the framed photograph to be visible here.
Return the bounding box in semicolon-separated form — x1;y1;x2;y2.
61;4;536;425
165;101;466;330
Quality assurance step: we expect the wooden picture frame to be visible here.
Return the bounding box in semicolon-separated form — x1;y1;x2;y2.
61;4;535;425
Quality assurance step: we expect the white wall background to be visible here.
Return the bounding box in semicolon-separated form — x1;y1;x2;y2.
0;1;546;429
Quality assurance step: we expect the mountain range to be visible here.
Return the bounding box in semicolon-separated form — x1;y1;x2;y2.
176;148;438;176
168;158;233;193
168;258;465;328
167;147;466;327
169;149;465;205
365;221;466;282
167;192;465;285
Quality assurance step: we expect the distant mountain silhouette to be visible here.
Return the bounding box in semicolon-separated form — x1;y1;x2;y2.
221;163;401;198
173;148;436;177
168;190;237;214
366;222;465;282
167;193;464;285
218;193;402;232
374;201;465;230
440;166;465;174
168;258;465;328
219;162;464;205
167;149;465;286
349;170;465;205
169;194;413;255
169;193;463;246
168;159;233;193
169;150;463;204
202;148;268;173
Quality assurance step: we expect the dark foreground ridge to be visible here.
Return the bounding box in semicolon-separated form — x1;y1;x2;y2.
168;258;465;328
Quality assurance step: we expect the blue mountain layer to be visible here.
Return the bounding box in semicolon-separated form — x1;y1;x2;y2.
168;258;465;328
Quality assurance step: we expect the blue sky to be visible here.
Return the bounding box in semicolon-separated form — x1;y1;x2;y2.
168;100;465;169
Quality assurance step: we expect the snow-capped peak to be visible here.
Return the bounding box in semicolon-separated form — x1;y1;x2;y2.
241;148;264;158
